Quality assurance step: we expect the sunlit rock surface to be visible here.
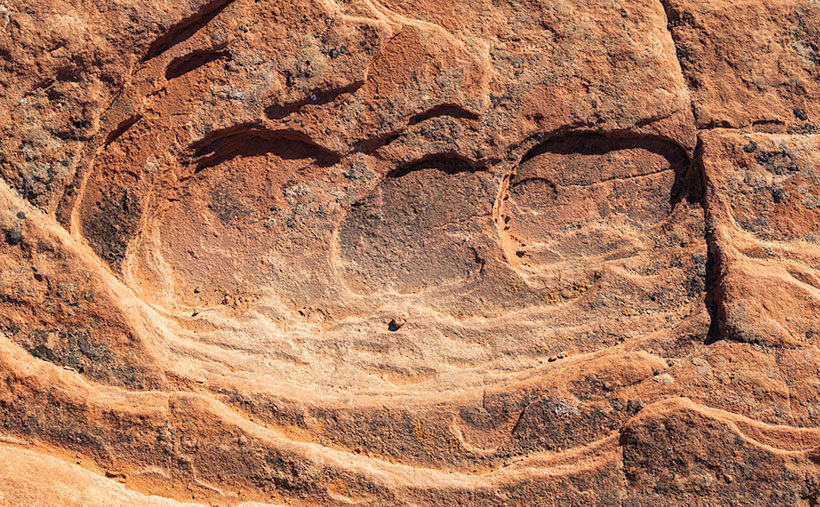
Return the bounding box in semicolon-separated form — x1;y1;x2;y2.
1;0;820;504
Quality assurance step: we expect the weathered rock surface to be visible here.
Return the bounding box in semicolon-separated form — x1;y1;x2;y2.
0;0;819;504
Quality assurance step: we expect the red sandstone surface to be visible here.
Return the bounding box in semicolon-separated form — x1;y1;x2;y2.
1;0;819;505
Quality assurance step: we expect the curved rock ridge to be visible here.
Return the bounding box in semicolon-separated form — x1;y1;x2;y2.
0;0;819;504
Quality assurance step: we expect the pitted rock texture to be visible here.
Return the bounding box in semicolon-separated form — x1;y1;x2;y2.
0;0;819;505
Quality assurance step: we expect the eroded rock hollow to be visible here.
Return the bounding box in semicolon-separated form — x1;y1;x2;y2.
1;0;820;504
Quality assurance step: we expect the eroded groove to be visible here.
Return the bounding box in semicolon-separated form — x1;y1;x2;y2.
344;107;480;158
141;0;235;62
103;115;142;146
521;132;685;165
511;177;557;191
653;0;705;131
408;104;479;125
264;81;364;120
696;136;723;346
386;152;482;179
518;132;697;206
186;125;341;172
165;47;231;80
351;129;405;155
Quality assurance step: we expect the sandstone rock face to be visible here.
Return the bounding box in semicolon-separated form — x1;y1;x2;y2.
0;0;819;504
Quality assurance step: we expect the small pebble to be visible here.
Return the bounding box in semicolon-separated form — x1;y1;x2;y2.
794;108;809;121
388;317;406;331
5;229;22;246
627;399;645;414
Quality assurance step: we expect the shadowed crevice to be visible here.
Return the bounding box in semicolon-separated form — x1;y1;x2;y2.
352;106;481;156
185;125;341;172
264;81;364;120
165;47;231;80
408;104;479;125
141;0;235;62
694;136;726;346
519;132;699;207
386;152;482;179
103;115;142;147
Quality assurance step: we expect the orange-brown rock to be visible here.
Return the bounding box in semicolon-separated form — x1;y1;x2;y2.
1;0;819;505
